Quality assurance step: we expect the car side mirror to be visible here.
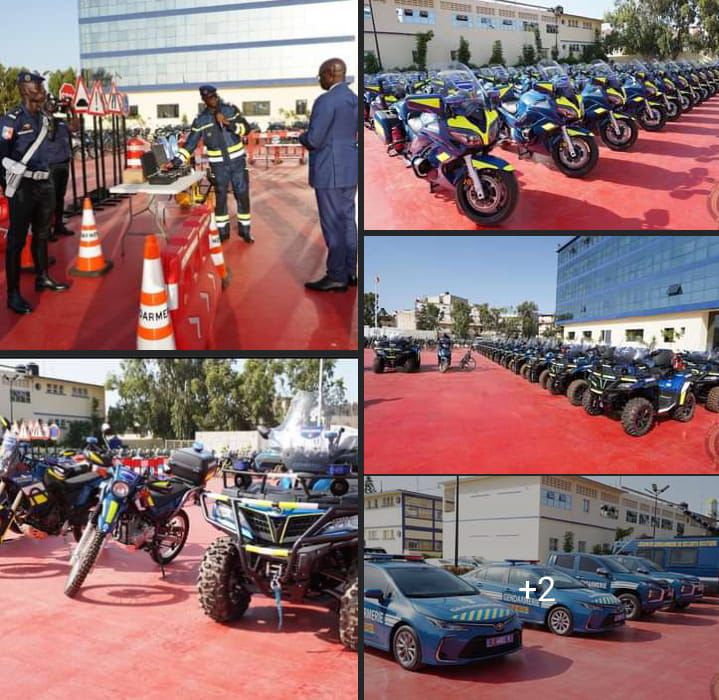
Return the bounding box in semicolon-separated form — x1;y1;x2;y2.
596;567;610;576
365;588;386;603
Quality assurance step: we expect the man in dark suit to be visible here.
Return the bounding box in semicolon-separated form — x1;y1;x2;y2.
299;58;358;292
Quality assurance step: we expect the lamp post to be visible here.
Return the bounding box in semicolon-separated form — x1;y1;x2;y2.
2;364;28;424
550;5;564;59
454;475;460;568
644;483;670;539
367;0;383;70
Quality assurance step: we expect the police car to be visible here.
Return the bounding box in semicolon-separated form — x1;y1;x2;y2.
461;561;625;636
546;552;672;620
364;555;522;671
611;554;704;609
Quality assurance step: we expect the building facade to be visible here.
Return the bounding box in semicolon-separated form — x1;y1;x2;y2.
79;0;357;129
365;489;443;555
555;236;719;351
364;0;601;70
0;366;105;431
441;475;713;563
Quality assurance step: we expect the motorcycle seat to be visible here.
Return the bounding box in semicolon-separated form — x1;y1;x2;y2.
148;479;189;507
63;471;101;488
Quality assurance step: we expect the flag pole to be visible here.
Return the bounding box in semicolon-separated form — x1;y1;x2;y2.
374;275;380;332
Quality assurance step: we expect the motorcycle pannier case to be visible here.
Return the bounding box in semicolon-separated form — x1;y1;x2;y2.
167;447;217;486
373;110;403;146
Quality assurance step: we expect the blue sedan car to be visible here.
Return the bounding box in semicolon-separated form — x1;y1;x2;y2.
364;555;523;671
462;561;626;636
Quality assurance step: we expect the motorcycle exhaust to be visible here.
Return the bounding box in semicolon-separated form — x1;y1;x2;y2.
410;157;432;179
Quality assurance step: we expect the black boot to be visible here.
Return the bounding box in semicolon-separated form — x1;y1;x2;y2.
238;223;254;244
35;274;69;291
7;290;32;314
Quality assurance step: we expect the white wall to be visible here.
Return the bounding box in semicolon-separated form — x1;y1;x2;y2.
365;493;404;554
194;430;265;453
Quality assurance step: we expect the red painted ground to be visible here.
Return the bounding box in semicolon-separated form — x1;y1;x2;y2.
364;598;719;699
364;350;719;473
364;98;719;231
0;162;357;350
0;498;356;700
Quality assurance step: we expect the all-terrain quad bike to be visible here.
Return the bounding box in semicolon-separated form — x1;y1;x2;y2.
583;348;696;437
546;345;601;405
680;350;719;413
198;468;358;651
458;348;476;371
522;344;560;387
373;337;421;373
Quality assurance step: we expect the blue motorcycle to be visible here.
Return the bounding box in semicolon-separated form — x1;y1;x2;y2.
497;60;599;178
64;442;218;598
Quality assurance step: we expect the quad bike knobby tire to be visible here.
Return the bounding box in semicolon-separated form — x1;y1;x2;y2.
538;369;551;390
621;397;656;437
198;537;252;622
339;566;358;651
566;379;588;406
672;391;696;423
706;386;719;413
582;390;603;416
404;354;420;373
372;357;384;374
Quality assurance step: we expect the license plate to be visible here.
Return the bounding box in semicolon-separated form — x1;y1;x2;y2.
487;633;514;648
613;613;625;622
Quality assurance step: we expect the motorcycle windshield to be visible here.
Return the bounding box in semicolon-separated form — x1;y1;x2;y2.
537;60;567;80
591;60;614;77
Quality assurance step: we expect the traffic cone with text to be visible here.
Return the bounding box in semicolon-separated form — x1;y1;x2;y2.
208;213;231;288
69;198;113;276
137;234;175;350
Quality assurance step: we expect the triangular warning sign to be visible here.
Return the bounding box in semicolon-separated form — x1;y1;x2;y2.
108;88;122;114
87;80;107;116
73;76;91;113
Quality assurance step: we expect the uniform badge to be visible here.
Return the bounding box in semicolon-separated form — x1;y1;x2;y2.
1;126;13;140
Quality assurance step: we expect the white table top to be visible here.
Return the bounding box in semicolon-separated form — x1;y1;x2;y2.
263;142;305;148
109;169;205;196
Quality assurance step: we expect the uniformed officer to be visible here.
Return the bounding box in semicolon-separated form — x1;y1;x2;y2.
45;94;75;241
0;72;69;314
174;85;253;243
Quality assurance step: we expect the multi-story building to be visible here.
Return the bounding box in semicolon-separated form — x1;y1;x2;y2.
440;475;714;563
365;489;443;555
0;364;105;430
79;0;357;128
555;236;719;351
538;313;556;336
364;0;601;70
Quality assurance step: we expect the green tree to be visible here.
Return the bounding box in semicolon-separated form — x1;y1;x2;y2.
489;40;504;65
615;526;634;542
457;36;471;65
416;302;443;331
451;300;472;338
521;44;536;65
563;530;575;553
364;52;382;74
696;0;719;53
516;300;539;338
0;64;25;114
364;292;377;327
414;30;434;71
238;359;280;427
61;420;93;447
47;67;77;98
534;27;544;58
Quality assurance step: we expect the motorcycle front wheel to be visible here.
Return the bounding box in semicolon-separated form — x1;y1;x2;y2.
455;169;518;226
599;118;638;151
638;104;667;131
64;524;105;598
551;135;599;178
664;99;681;122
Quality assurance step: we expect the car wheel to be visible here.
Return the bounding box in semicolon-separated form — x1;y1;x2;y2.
392;625;423;671
547;606;574;636
618;592;641;620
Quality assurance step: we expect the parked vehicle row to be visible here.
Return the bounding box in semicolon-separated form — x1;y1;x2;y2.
364;57;719;226
371;335;476;373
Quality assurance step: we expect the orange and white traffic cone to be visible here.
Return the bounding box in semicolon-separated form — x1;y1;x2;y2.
137;234;175;350
208;213;231;288
69;198;113;276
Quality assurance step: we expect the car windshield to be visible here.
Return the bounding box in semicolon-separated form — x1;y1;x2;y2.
636;557;661;572
388;565;479;598
538;569;586;589
603;557;633;573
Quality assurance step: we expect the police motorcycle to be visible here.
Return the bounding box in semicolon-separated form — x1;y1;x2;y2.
365;73;408;131
576;61;638;151
616;61;668;131
249;391;358;485
64;440;219;598
0;422;110;544
649;60;690;119
374;63;519;226
437;334;452;373
496;60;599;178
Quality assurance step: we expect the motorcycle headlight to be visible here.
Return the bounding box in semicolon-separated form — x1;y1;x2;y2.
449;130;484;146
557;106;578;119
111;481;130;498
319;515;357;535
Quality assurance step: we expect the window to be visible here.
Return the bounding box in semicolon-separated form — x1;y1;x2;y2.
626;510;637;523
600;330;612;344
546;23;558;33
365;565;390;592
382;529;395;540
542;489;572;510
549;537;559;552
625;329;644;342
129;105;138;117
508;568;534;586
583;498;590;513
662;328;675;343
677;523;685;535
553;554;575;568
600;505;619;520
579;556;598;573
578;540;586;553
242;101;271;117
10;389;30;403
668;548;698;566
483;566;508;584
582;331;592;340
639;513;649;525
455;13;469;21
567;331;576;340
295;99;308;116
667;284;683;296
157;104;179;119
661;519;673;531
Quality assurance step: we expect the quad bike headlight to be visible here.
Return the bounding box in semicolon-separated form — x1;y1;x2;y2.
111;481;130;498
320;515;358;535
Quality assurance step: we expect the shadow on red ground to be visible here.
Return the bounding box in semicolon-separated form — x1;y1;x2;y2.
0;162;357;350
0;503;356;700
363;99;719;231
364;350;719;473
363;599;719;699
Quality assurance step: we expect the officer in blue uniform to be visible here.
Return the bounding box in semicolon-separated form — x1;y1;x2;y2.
174;85;252;243
0;72;69;315
45;95;75;241
300;58;358;293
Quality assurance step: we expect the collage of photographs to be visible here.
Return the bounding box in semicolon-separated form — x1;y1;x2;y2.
1;1;719;699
